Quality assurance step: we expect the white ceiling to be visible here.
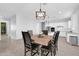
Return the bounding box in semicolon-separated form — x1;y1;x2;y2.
0;3;79;20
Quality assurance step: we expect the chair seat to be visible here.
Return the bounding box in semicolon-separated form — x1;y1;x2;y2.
31;43;39;50
41;45;51;50
41;44;52;56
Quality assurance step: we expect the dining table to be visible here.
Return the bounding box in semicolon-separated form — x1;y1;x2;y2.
31;35;53;46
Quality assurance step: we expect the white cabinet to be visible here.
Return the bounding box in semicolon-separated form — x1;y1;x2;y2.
59;31;67;37
57;28;71;37
67;33;79;45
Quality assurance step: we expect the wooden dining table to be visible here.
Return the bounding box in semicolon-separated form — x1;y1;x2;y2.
31;35;53;46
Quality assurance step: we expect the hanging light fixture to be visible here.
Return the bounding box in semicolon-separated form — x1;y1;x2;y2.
36;3;46;20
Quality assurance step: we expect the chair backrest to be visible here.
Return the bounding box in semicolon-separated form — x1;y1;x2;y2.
53;31;60;45
42;30;48;35
27;30;33;36
53;32;57;39
22;31;32;48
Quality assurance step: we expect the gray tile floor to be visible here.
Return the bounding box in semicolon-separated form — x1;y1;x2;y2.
0;35;79;56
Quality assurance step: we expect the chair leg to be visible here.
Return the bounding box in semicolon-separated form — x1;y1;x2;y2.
37;47;39;55
37;50;39;55
24;48;26;56
51;50;52;56
24;52;26;56
46;51;49;56
56;45;58;51
31;50;32;56
41;49;43;56
41;49;42;56
53;48;56;56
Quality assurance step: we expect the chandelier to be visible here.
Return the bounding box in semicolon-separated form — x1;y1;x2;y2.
36;3;46;20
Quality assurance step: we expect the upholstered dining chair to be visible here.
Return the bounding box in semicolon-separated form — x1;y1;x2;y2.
42;30;48;35
52;31;60;56
41;31;60;56
22;31;39;56
41;41;52;56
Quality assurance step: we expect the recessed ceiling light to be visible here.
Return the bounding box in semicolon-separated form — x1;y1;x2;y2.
58;11;62;14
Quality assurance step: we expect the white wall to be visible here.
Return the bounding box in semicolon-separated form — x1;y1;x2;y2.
68;20;72;29
9;15;16;39
71;10;79;33
0;23;1;40
0;15;16;40
71;9;79;45
0;14;41;40
16;14;40;39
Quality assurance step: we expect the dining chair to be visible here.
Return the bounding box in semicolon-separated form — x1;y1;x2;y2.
52;32;57;40
41;41;52;56
51;31;57;49
22;31;39;56
42;30;48;35
41;31;60;56
52;31;60;56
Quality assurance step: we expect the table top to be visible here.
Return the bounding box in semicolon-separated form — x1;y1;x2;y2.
31;35;53;46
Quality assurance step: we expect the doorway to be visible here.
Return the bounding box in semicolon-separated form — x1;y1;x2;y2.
0;22;8;40
1;22;6;35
